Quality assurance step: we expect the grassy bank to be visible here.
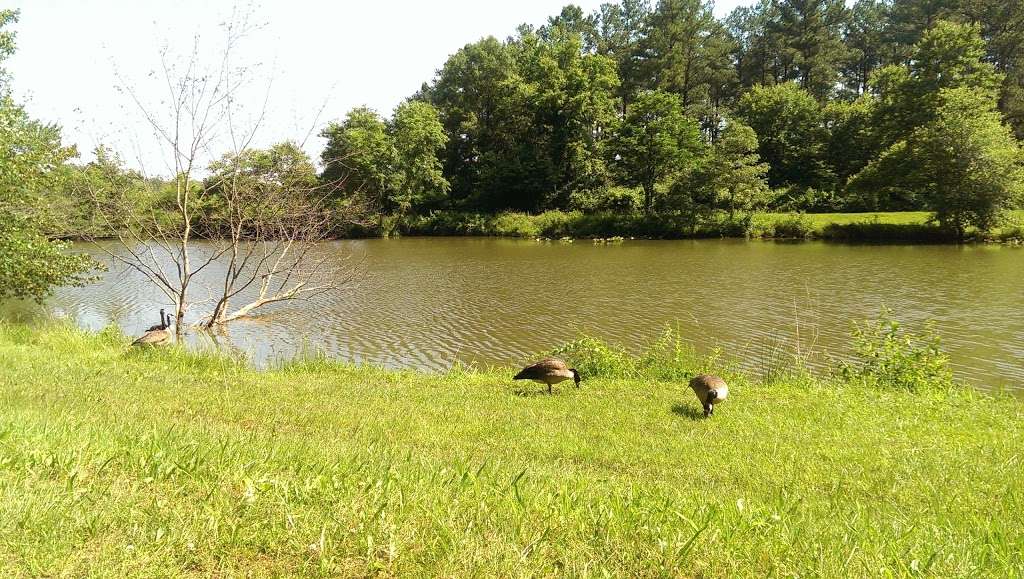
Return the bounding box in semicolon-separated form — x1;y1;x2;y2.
401;209;1024;242
0;323;1021;576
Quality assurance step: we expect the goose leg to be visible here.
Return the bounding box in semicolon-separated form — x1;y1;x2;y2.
548;383;552;395
702;403;711;417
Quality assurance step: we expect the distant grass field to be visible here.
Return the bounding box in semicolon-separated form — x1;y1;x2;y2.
0;323;1021;576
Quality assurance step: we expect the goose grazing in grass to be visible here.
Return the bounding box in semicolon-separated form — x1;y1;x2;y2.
514;358;581;395
690;374;728;417
133;310;172;347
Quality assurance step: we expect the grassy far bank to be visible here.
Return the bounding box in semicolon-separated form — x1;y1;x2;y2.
397;209;1024;243
0;324;1021;576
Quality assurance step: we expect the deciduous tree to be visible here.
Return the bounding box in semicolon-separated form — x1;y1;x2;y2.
613;90;702;213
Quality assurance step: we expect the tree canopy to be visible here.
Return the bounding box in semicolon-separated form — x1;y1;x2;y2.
0;10;94;302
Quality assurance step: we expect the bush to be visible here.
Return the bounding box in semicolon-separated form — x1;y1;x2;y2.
549;336;637;379
403;212;490;236
771;213;813;238
549;328;730;383
490;212;541;238
820;220;952;242
637;327;718;382
0;212;99;303
533;210;578;238
569;186;644;213
837;309;954;393
770;187;844;213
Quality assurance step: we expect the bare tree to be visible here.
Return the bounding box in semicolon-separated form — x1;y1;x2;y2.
85;7;357;335
200;144;358;327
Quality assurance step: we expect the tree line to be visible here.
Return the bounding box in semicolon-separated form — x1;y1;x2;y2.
320;0;1022;236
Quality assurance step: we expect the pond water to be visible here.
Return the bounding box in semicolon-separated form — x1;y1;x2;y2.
12;238;1024;393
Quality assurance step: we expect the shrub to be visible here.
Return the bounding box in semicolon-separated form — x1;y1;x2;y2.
637;327;708;382
549;337;637;379
533;210;579;238
490;212;541;238
771;213;813;238
771;187;843;212
0;212;98;302
837;309;954;393
820;220;952;242
569;186;643;213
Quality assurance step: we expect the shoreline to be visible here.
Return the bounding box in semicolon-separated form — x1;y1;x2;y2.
55;210;1024;245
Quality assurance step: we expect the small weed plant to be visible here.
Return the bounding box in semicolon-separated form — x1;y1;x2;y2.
838;308;954;393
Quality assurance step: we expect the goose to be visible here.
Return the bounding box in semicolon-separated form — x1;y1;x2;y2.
514;357;581;394
133;310;172;347
689;374;728;417
145;309;167;332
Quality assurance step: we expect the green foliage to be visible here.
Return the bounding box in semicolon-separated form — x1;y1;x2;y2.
568;185;643;213
549;335;638;379
390;101;449;214
838;308;954;393
771;0;850;101
547;328;730;384
912;88;1024;236
872;21;1004;146
766;212;814;238
823;97;880;192
319;106;396;208
736;83;833;190
848;22;1023;229
841;0;899;96
614;90;703;213
643;0;730;112
320;103;450;223
61;146;166;237
203;141;320;235
686;121;770;216
0;9;17;82
404;208;1024;241
0;212;96;302
0;12;96;301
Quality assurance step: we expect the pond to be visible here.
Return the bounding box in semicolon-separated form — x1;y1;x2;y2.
13;238;1024;393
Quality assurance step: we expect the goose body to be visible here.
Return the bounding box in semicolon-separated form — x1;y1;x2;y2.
689;374;728;417
514;358;581;394
133;310;172;347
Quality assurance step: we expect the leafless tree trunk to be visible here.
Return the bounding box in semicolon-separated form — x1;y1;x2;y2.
200;166;359;327
85;6;358;336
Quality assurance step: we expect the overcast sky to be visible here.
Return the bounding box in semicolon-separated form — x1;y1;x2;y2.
6;0;751;175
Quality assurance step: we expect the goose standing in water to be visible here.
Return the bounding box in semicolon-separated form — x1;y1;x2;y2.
514;358;581;394
133;310;173;347
690;374;728;417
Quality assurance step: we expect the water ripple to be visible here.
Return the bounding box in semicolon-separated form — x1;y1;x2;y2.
28;238;1024;393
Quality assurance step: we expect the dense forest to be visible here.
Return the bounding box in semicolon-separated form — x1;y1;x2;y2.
3;1;1024;302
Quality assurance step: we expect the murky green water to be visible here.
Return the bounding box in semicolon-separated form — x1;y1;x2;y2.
13;238;1024;392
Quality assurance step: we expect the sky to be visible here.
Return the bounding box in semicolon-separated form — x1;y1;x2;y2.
6;0;752;175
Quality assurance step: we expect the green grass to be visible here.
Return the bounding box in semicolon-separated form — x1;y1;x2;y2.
0;323;1022;576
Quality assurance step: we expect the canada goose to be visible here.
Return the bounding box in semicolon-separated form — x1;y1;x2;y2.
690;374;728;417
514;358;581;394
133;310;172;347
145;309;167;332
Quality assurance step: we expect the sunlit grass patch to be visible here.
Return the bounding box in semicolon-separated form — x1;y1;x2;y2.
0;322;1021;575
